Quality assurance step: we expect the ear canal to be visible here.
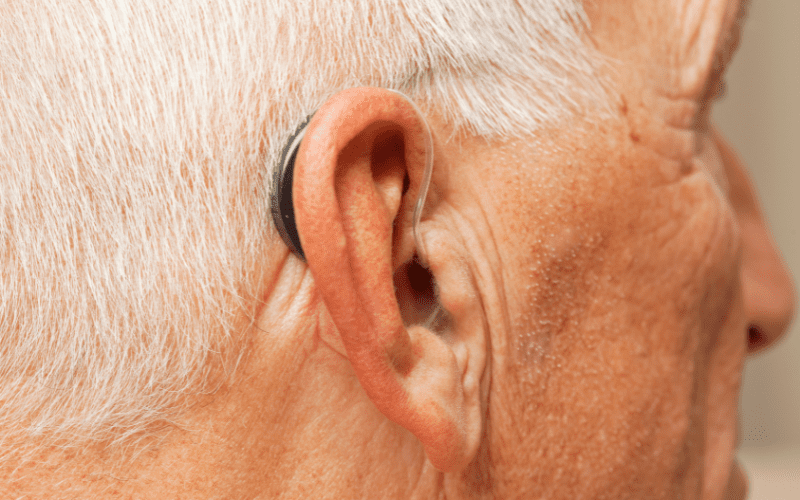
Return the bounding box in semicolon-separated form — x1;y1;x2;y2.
394;254;451;333
271;114;314;261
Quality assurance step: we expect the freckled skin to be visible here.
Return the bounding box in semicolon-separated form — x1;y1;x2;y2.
424;0;793;498
444;118;744;499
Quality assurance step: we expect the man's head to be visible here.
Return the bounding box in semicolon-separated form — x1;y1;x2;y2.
0;0;794;499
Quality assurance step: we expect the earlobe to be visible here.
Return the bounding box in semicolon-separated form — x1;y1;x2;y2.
290;87;482;471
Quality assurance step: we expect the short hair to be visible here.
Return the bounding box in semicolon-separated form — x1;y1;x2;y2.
0;0;608;458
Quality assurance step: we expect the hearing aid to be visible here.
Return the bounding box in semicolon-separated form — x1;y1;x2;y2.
271;114;313;260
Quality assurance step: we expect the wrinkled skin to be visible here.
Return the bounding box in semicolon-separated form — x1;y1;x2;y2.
473;0;795;498
455;0;795;498
6;0;794;498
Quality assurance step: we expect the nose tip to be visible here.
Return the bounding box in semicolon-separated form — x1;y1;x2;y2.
742;235;796;354
710;127;795;355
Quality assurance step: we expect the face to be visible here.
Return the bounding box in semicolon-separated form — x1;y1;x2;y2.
432;0;795;498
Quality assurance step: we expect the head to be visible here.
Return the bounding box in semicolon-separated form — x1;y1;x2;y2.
0;0;794;499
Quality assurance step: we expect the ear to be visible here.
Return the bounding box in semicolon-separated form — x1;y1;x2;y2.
293;87;482;472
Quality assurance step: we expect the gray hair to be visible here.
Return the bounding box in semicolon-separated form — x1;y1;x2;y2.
0;0;607;458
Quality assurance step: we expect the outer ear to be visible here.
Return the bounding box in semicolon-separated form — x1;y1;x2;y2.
293;87;477;472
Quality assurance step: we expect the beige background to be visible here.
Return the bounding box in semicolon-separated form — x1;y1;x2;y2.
713;0;800;497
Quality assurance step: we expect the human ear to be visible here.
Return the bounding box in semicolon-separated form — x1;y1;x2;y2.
292;87;482;472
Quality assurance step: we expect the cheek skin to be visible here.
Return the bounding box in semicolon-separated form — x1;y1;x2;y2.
701;290;746;500
466;121;744;499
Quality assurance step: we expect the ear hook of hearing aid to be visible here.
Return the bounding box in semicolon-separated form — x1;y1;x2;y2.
387;91;444;331
386;89;435;268
270;90;435;267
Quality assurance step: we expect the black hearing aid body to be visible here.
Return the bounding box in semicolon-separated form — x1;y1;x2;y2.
271;115;314;261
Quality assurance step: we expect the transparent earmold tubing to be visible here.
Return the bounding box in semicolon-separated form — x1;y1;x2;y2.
389;90;444;330
388;90;434;267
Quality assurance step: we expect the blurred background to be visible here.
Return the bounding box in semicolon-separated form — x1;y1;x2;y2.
713;0;800;498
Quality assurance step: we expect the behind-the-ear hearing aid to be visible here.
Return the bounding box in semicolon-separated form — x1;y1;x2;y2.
270;90;434;265
271;113;314;260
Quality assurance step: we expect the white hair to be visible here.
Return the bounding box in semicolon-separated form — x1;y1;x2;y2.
0;0;607;459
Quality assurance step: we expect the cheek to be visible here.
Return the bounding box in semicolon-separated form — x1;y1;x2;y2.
487;144;743;498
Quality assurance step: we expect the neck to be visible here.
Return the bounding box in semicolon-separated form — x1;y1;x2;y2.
0;266;444;499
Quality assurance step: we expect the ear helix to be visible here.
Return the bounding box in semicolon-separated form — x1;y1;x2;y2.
270;90;435;265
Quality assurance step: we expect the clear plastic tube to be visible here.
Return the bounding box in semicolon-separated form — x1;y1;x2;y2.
388;90;444;330
388;90;434;267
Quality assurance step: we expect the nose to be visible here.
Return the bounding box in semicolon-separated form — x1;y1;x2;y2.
739;215;797;353
713;129;796;354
